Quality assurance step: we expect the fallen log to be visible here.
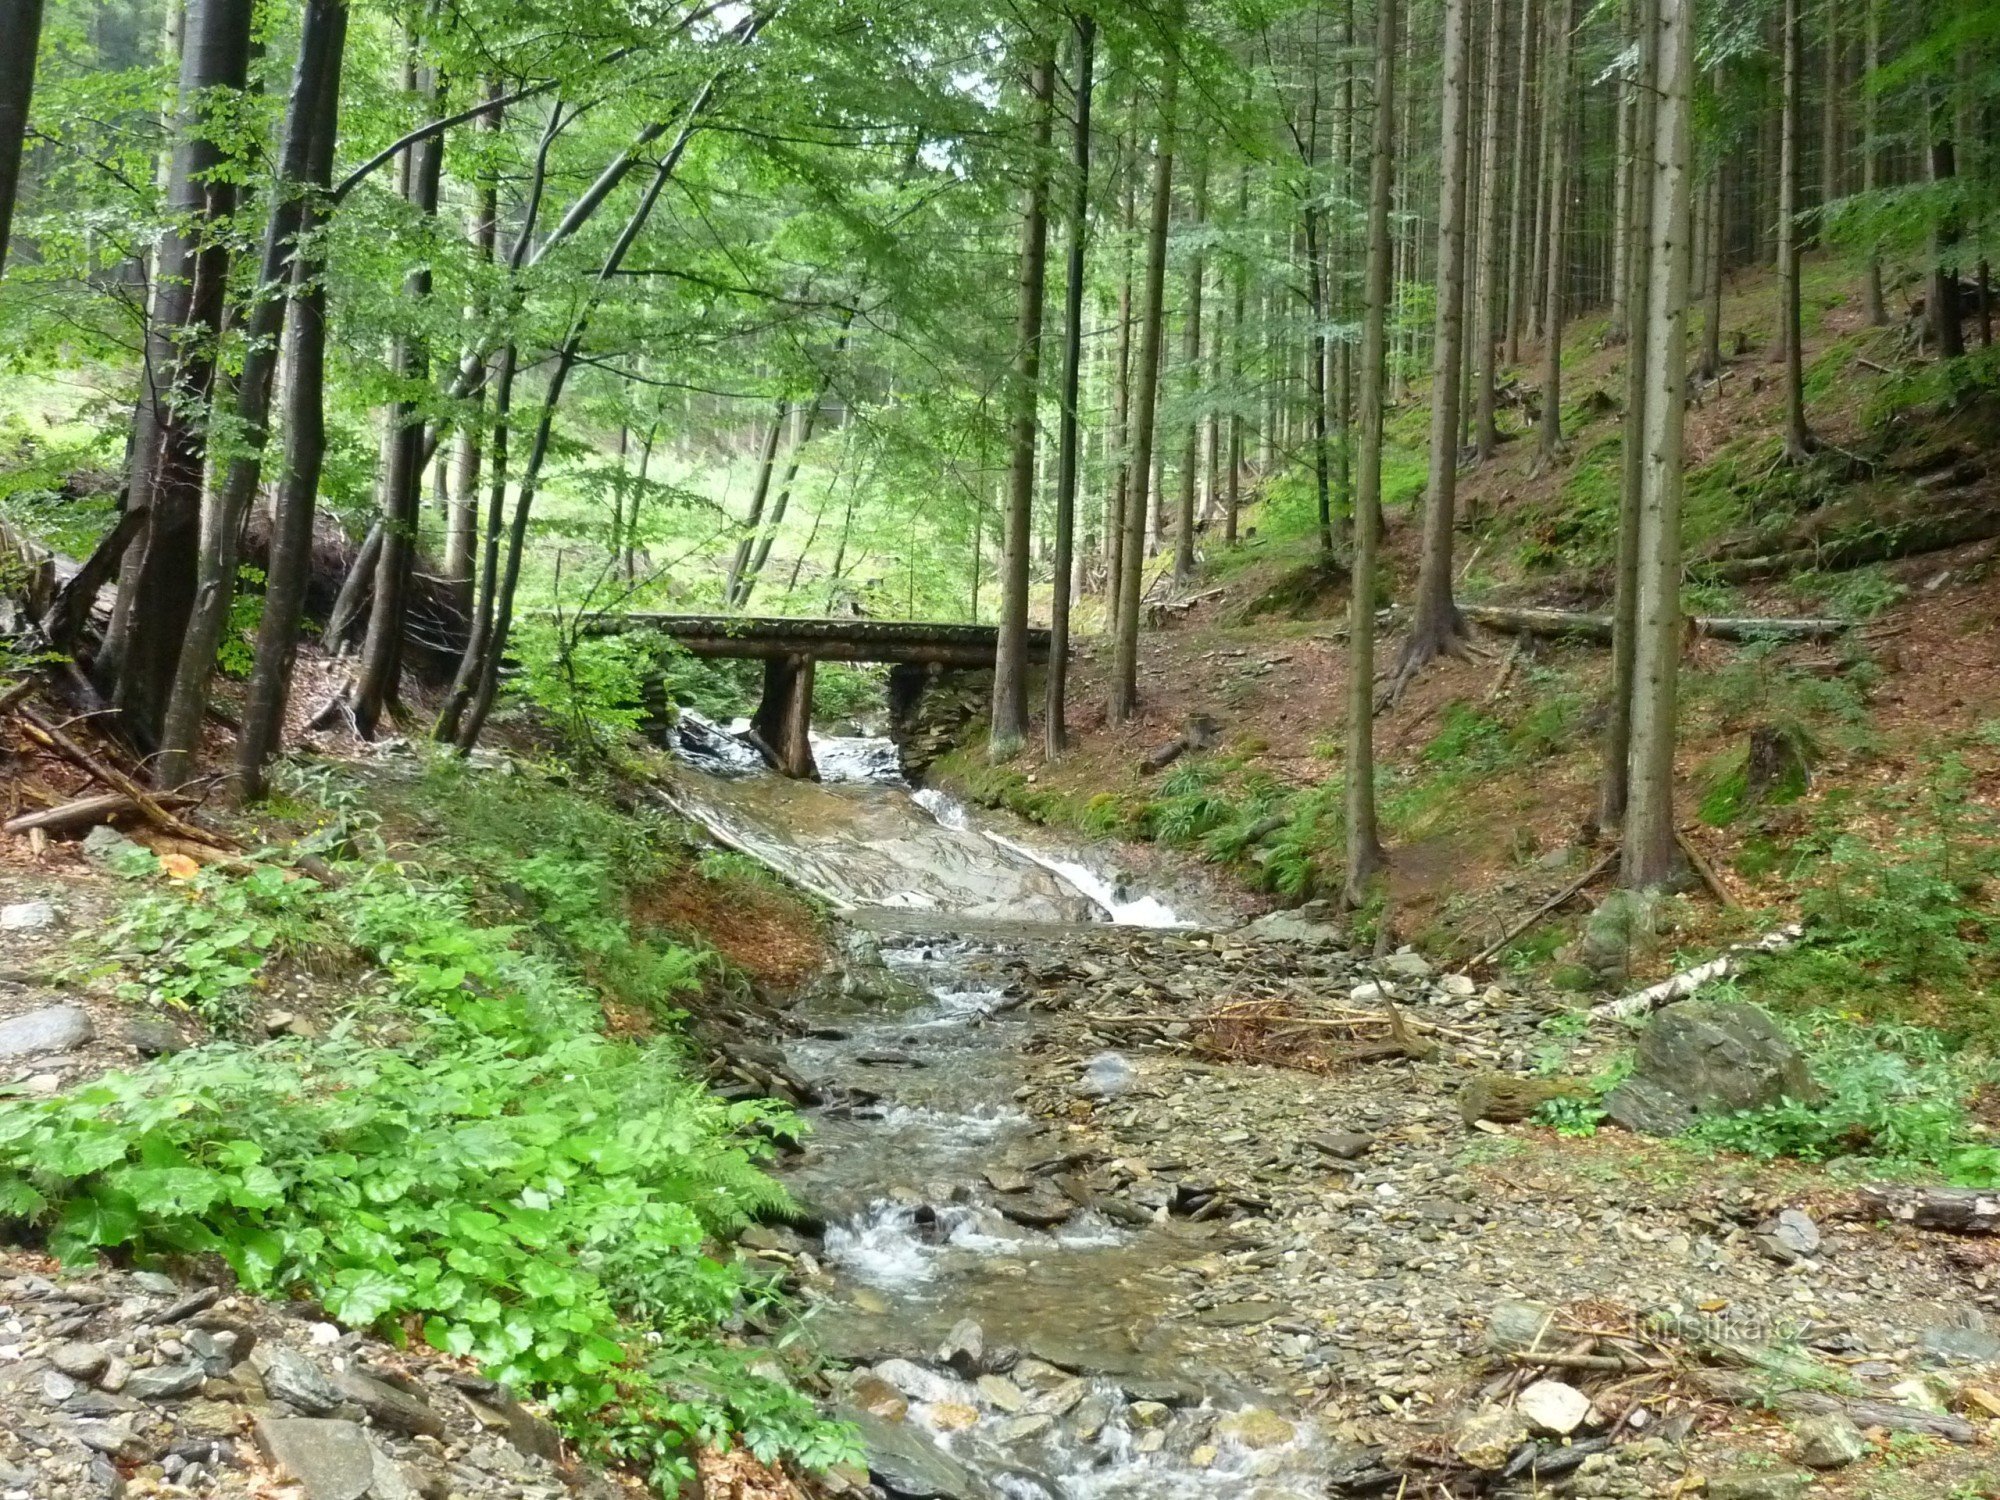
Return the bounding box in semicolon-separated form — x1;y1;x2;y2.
1464;849;1618;968
15;705;236;850
1856;1184;2000;1234
1462;605;1849;644
3;791;195;837
1701;508;2000;585
1591;924;1802;1021
1691;1369;1977;1442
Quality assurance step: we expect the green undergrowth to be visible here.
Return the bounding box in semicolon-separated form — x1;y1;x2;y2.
14;752;853;1488
942;664;1597;904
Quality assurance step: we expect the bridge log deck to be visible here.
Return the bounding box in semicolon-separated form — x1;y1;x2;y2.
574;613;1052;668
574;614;1055;778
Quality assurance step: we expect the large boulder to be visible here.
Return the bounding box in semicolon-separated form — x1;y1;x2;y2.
1604;998;1813;1136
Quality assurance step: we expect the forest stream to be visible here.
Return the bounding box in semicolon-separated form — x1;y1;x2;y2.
666;720;1340;1499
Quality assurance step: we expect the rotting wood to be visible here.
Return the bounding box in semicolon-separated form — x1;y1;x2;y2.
3;791;196;837
1464;849;1619;968
1673;828;1736;907
1503;1350;1668;1373
1856;1184;2000;1234
15;705;236;850
1463;604;1848;643
1702;508;2000;584
1591;924;1803;1020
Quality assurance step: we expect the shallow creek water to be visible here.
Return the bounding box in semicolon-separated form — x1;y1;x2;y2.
668;719;1336;1500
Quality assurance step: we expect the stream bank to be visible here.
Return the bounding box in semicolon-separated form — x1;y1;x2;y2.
666;727;2000;1500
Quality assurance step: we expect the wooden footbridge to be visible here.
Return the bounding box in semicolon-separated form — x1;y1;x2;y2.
576;613;1054;778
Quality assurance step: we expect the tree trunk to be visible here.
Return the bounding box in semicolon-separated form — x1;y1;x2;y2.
454;62;734;752
724;402;789;605
1174;157;1209;580
1818;0;1841;220
1110;48;1178;725
1606;2;1634;347
352;44;443;736
1598;0;1658;835
433;101;567;746
1621;0;1696;890
158;0;347;786
443;79;502;602
1700;156;1725;377
990;43;1056;760
1504;0;1538;364
103;0;255;751
1859;0;1884;322
0;0;44;276
1471;0;1508;459
233;7;347;800
1103;133;1136;630
1926;77;1962;359
1533;0;1575;469
1045;14;1094;758
1224;165;1248;547
1347;0;1399;906
1392;0;1475;690
1778;0;1815;459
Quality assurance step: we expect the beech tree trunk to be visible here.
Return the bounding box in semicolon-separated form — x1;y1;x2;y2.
1223;167;1247;546
352;44;443;736
1622;0;1695;890
1778;0;1815;460
233;7;349;800
1045;15;1094;758
1347;0;1398;905
1102;134;1136;625
0;0;43;276
158;0;348;785
990;44;1055;760
103;0;255;751
1392;0;1475;690
444;79;503;600
1110;52;1178;725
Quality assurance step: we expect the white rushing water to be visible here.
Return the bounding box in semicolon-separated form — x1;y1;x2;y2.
910;788;1188;928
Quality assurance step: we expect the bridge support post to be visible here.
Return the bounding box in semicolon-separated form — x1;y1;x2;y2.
750;652;818;779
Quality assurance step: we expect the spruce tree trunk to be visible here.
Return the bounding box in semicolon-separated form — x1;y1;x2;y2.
990;44;1055;760
1392;0;1475;690
104;0;255;751
232;5;348;800
1471;0;1507;459
1818;0;1841;220
1925;78;1962;359
1861;0;1885;324
1598;0;1658;834
1347;0;1398;905
0;0;44;276
352;45;443;736
1700;158;1725;377
159;0;348;785
1174;157;1209;579
1606;1;1633;347
1045;14;1094;758
1778;0;1815;459
1110;53;1178;725
1533;0;1575;470
1504;0;1538;364
1621;0;1696;890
